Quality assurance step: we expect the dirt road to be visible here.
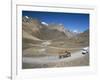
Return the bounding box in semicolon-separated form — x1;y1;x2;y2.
23;49;88;64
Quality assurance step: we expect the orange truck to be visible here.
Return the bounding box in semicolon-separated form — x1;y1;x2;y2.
59;51;71;59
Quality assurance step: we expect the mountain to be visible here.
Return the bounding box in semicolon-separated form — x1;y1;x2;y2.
47;23;77;38
78;29;89;45
22;16;75;40
70;29;89;46
22;16;89;49
22;16;89;60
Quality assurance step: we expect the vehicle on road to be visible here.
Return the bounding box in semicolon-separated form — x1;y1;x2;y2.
59;51;71;59
82;47;89;55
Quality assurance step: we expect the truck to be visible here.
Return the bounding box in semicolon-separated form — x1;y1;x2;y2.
59;51;71;59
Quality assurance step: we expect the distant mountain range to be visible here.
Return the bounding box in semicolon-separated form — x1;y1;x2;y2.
22;16;79;39
22;16;89;49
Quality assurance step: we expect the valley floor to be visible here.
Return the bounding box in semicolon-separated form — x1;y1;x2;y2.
22;48;89;69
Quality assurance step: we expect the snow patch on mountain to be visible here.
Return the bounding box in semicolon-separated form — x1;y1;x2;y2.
41;22;48;26
25;16;29;19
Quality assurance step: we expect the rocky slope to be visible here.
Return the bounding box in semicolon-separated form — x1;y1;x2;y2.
22;16;89;49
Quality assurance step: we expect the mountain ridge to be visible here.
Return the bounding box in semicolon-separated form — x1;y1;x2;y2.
22;16;89;49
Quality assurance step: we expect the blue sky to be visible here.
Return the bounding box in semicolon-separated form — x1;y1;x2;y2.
22;11;89;32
